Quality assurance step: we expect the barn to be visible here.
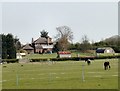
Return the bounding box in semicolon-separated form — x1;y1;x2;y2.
96;47;115;54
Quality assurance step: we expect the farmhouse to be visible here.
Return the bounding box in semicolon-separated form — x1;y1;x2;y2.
32;36;53;54
22;36;53;54
96;47;115;54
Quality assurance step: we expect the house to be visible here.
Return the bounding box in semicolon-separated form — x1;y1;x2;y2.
96;47;115;54
22;44;34;54
33;36;53;54
22;35;54;54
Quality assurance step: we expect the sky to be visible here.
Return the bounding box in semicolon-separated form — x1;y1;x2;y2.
0;0;118;44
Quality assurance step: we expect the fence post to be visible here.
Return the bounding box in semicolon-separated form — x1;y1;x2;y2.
82;64;85;82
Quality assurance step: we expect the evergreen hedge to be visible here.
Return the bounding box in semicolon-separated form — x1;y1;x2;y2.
30;55;120;62
2;59;19;63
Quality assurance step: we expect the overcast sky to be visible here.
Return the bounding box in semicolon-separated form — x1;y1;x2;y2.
0;0;118;44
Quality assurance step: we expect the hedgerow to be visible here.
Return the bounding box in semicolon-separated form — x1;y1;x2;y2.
30;55;120;62
2;59;19;63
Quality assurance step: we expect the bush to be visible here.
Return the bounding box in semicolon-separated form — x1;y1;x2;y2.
95;55;120;59
30;55;119;62
30;57;94;62
30;58;49;62
2;59;19;63
30;57;80;62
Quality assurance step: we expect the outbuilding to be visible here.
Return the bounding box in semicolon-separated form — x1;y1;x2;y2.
22;44;34;54
57;51;71;58
16;53;26;59
96;47;115;54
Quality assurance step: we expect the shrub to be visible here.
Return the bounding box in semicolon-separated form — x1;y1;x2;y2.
2;59;19;63
95;55;120;59
30;58;48;62
30;55;119;62
31;57;94;62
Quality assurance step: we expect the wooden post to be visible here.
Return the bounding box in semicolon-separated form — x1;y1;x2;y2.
82;64;85;82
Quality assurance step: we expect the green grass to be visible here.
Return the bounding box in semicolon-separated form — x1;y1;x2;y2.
24;52;119;59
1;59;118;89
24;53;57;59
96;53;119;57
24;52;95;59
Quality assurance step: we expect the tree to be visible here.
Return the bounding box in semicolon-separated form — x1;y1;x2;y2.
40;30;48;38
52;41;59;52
14;36;21;51
93;35;120;53
1;34;7;59
1;34;17;59
55;26;73;51
0;35;2;59
68;42;80;50
6;34;16;59
80;35;91;52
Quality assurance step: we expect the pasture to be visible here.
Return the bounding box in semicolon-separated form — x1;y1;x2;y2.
24;52;96;59
1;59;118;89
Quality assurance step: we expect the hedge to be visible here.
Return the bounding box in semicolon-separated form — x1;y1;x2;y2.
1;55;119;63
51;57;80;61
30;58;49;62
95;55;120;59
30;55;120;62
30;57;94;62
2;59;19;63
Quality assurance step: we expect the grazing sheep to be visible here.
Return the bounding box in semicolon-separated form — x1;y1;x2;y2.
87;59;91;65
85;59;91;65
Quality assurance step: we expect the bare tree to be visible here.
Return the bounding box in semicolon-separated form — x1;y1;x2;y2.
55;26;73;51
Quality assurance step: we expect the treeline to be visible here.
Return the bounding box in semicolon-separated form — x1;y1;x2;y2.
1;34;21;59
0;32;119;60
68;35;120;53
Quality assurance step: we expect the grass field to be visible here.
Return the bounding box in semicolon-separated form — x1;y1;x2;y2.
23;52;119;59
1;59;118;89
24;52;96;59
